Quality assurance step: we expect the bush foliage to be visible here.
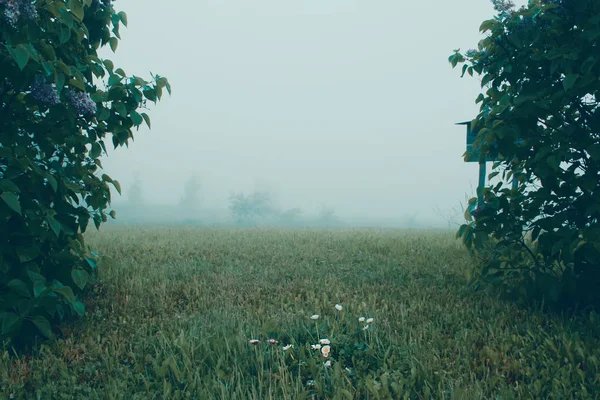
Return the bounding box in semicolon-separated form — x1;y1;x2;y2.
0;0;169;344
450;0;600;307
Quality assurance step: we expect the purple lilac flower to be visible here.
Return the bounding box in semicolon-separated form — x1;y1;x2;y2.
491;0;516;15
1;0;37;27
2;1;19;27
30;74;60;105
67;90;97;116
19;0;36;19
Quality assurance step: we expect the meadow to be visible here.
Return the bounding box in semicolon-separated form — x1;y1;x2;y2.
1;227;599;399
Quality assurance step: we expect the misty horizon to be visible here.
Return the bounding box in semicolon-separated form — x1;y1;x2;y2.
95;0;530;228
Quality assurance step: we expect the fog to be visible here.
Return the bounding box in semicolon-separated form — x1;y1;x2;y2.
98;0;528;229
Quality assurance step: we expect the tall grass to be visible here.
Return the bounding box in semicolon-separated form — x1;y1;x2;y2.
1;227;599;399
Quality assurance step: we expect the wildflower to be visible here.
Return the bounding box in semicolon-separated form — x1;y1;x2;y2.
363;324;369;331
310;314;319;320
366;317;374;323
358;317;365;322
307;380;315;386
335;304;343;311
282;344;293;351
324;360;331;367
66;90;97;116
311;344;321;350
30;75;60;106
248;339;260;345
267;339;278;345
319;338;330;345
321;345;331;358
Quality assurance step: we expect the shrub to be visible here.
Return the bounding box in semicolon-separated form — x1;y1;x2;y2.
0;0;169;345
450;0;600;308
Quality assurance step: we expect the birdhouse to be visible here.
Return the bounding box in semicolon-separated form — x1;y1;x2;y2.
456;119;519;215
455;120;496;163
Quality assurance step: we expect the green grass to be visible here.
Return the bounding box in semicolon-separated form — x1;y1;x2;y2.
2;227;599;399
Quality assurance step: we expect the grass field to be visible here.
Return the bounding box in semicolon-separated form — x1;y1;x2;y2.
1;227;599;399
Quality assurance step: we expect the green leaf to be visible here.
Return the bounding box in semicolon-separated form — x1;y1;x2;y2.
69;78;86;91
547;155;560;170
141;113;151;129
12;45;30;70
47;216;61;237
113;101;127;116
33;279;48;298
131;111;143;126
118;11;128;26
103;59;114;72
479;19;497;33
54;286;76;304
581;57;596;74
57;60;72;76
1;313;23;336
59;25;71;44
73;301;85;317
109;210;116;219
563;74;579;91
1;192;22;214
143;88;157;102
68;0;84;21
90;142;101;159
47;175;58;192
108;74;122;86
0;179;20;193
30;316;53;338
109;37;118;53
586;144;600;161
42;60;55;76
85;256;98;269
16;246;40;263
8;279;31;298
456;224;467;239
71;268;89;290
111;180;122;195
56;72;66;92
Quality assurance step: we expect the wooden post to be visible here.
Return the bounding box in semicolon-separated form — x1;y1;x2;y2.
477;162;486;207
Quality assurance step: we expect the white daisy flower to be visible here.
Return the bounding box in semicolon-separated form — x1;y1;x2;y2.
335;304;343;311
321;345;331;358
319;338;330;345
366;317;374;323
310;314;320;320
358;317;366;322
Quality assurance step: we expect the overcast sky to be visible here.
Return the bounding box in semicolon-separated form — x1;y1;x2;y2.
99;0;528;225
